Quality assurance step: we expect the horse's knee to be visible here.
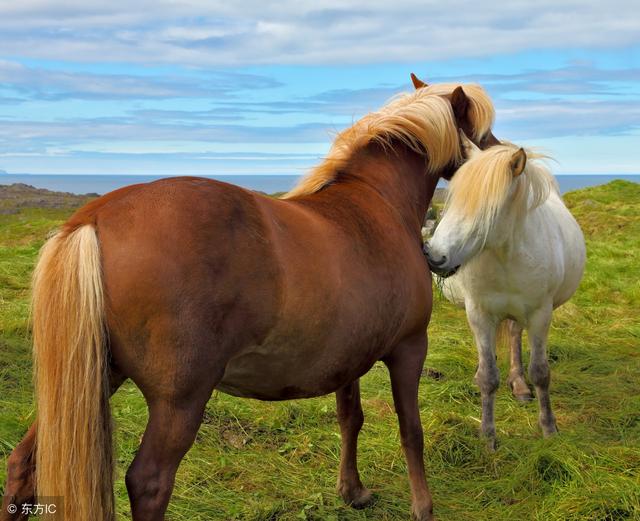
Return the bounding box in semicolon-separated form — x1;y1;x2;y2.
475;365;499;395
529;361;550;388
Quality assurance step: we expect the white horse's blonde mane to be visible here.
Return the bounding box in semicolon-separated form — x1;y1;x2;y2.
282;83;495;199
446;144;559;241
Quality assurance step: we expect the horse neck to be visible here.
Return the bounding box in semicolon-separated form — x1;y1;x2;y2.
340;142;439;234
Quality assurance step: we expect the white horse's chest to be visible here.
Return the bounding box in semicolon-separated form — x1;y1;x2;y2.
445;255;554;322
442;197;584;323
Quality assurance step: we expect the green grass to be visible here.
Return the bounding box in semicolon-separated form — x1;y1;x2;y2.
1;181;639;520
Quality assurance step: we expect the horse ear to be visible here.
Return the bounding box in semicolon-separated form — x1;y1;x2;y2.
510;148;527;177
459;129;479;157
410;72;427;89
450;86;470;124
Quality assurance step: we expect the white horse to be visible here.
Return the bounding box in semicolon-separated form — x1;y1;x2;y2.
424;134;586;447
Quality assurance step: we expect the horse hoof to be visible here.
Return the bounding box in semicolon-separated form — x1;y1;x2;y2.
509;378;533;402
412;503;435;521
338;483;373;509
542;423;559;438
485;436;498;452
479;428;498;451
514;391;533;402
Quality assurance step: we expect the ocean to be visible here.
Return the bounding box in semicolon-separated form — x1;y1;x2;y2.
1;173;639;196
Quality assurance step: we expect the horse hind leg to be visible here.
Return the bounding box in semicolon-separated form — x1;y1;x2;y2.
505;320;533;402
335;379;372;509
1;371;125;521
1;425;35;521
125;379;217;521
527;306;558;437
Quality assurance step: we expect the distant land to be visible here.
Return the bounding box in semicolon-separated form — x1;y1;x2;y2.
0;173;639;196
0;183;96;215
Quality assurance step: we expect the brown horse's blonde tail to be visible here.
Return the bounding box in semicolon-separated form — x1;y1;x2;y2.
32;224;114;521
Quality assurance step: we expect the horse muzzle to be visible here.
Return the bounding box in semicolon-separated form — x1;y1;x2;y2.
422;243;460;278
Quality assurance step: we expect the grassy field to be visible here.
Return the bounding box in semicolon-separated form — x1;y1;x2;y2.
1;181;639;520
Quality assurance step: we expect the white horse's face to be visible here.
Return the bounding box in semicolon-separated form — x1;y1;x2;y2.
425;204;485;278
424;132;527;278
425;132;483;277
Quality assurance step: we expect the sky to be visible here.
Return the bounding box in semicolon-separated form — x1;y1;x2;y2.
0;1;638;177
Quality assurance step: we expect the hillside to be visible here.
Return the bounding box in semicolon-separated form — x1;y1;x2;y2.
0;181;638;520
0;183;96;214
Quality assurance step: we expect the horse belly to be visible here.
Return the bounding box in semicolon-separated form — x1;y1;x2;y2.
215;293;412;401
216;339;378;400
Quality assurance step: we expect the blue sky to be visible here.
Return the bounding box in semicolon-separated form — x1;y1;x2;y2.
0;1;638;176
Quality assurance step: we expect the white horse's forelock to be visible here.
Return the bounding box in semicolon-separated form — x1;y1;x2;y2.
445;144;559;243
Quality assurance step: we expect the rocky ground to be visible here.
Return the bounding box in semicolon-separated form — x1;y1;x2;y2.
0;183;98;214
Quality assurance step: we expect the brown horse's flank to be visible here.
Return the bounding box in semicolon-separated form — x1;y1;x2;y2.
1;83;498;521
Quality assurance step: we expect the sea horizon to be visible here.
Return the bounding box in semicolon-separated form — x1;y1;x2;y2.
1;172;639;196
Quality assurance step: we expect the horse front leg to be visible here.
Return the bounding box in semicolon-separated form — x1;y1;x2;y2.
1;425;35;521
383;333;433;521
335;379;372;508
466;306;499;449
506;319;533;401
527;306;557;437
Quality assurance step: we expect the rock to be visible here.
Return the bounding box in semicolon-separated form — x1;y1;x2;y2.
421;219;436;239
422;367;445;380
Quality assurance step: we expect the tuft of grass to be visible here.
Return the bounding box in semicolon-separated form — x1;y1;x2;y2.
1;181;639;520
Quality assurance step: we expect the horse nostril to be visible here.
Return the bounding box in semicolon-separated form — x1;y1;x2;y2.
423;244;448;266
428;254;447;267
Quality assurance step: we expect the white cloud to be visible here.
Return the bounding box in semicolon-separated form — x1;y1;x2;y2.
0;60;281;100
0;1;637;65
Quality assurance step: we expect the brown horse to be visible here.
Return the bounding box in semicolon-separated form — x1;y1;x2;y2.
2;78;497;521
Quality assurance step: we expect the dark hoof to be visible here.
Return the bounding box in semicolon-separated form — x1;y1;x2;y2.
484;436;498;452
338;483;373;509
479;427;498;451
541;423;559;438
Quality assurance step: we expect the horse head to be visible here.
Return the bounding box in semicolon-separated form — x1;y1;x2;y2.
410;73;501;178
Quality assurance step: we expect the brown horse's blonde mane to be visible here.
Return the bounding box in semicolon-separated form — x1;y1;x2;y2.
421;83;495;140
282;83;495;199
